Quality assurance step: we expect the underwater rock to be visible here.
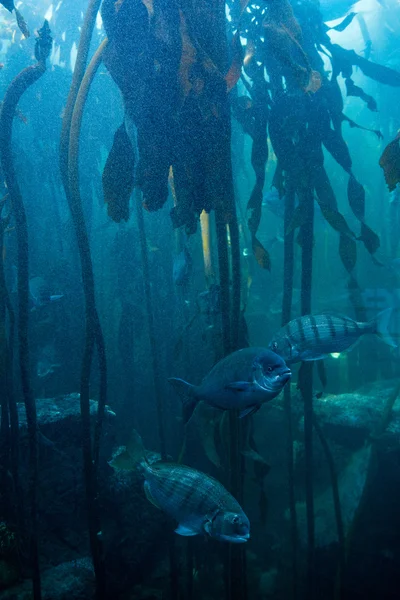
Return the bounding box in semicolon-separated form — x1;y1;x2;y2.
101;467;170;594
8;394;117;568
294;444;372;548
0;394;172;594
129;586;162;600
16;392;116;430
296;380;400;448
259;567;279;598
0;557;95;599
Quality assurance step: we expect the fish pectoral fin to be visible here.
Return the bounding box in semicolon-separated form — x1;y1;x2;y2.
239;405;260;419
225;381;252;393
144;481;161;509
175;524;198;536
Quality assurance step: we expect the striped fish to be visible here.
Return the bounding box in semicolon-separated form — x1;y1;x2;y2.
268;308;396;364
109;430;250;543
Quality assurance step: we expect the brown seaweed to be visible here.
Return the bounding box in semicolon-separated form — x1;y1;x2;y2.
379;131;400;192
102;123;135;223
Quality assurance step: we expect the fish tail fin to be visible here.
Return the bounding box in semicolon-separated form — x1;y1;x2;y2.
109;429;149;472
371;308;397;348
168;377;198;424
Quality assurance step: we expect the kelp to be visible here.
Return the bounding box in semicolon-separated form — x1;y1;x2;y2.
344;78;377;112
135;189;167;459
226;1;400;594
0;21;52;600
59;1;107;596
379;132;400;192
101;0;255;238
0;199;17;528
102;123;135;222
0;0;14;11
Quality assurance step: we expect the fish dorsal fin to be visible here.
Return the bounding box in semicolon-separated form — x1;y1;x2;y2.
144;481;161;509
319;311;355;322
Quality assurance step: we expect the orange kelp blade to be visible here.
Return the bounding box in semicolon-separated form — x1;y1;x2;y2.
225;32;244;92
379;131;400;192
102;123;135;223
304;69;322;94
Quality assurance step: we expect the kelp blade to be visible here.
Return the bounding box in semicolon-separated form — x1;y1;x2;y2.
102;123;135;223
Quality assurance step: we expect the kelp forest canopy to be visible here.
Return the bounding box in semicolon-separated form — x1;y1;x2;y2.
101;0;400;278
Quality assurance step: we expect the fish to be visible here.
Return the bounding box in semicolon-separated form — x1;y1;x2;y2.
109;430;250;543
37;359;61;379
268;309;397;364
197;284;221;316
263;187;324;223
168;347;291;424
36;343;61;378
173;243;192;287
11;268;64;310
262;187;286;220
29;276;64;310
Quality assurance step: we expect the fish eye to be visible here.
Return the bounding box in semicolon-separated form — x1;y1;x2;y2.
232;515;239;524
267;366;273;372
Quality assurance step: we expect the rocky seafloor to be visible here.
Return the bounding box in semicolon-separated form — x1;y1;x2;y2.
1;379;399;599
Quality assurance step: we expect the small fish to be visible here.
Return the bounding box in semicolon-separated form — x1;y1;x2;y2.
109;430;250;543
268;309;396;364
29;277;63;310
36;343;61;378
263;188;324;222
37;359;61;379
169;347;291;424
173;244;192;287
11;268;64;310
262;187;286;219
197;284;221;316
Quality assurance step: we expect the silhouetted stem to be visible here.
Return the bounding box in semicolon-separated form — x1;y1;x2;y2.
282;181;298;600
59;0;103;191
134;189;167;460
0;60;47;600
66;39;108;599
299;186;315;599
313;414;345;595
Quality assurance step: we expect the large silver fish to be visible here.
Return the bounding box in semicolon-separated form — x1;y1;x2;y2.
268;309;396;364
169;347;291;423
110;430;250;543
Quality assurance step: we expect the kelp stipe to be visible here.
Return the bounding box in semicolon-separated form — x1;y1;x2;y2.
0;199;21;551
0;20;53;600
59;2;107;597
